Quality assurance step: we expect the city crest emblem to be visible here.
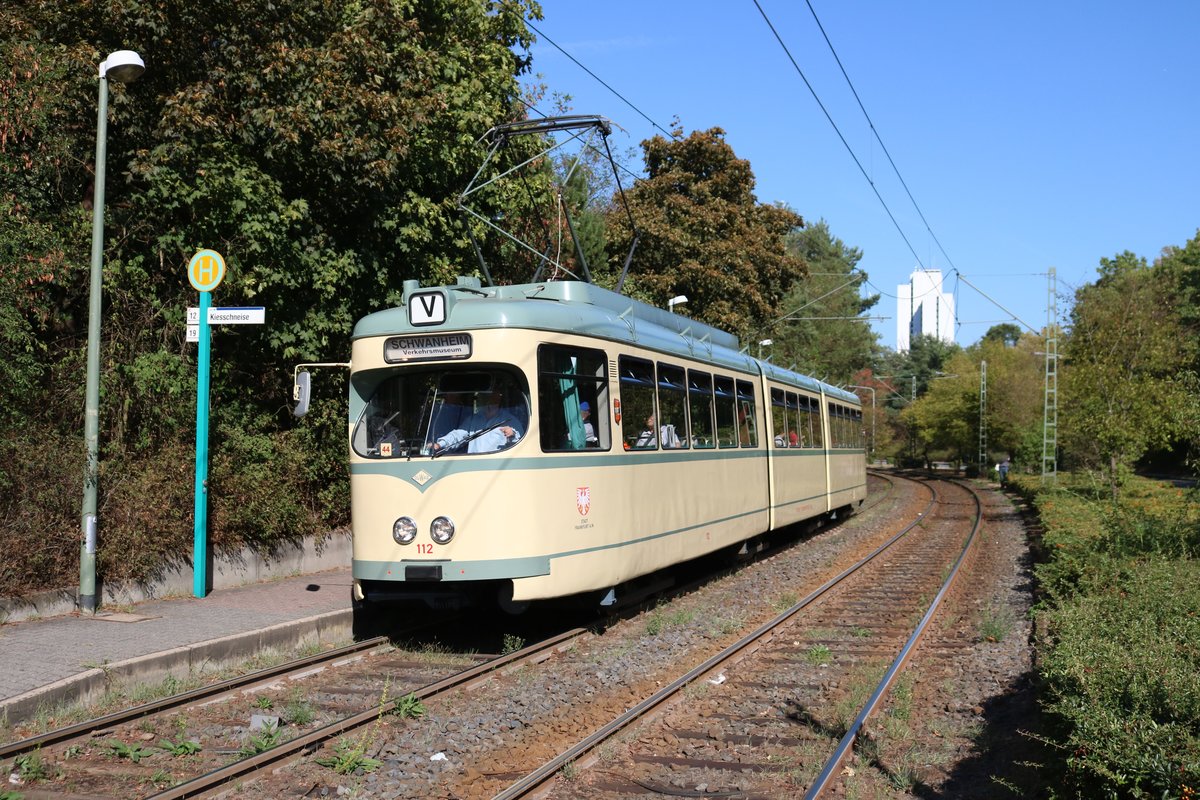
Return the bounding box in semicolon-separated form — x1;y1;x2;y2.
576;486;591;517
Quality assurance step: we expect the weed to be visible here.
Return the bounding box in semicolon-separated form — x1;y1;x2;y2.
159;735;202;757
238;721;281;757
108;740;154;763
645;608;665;636
559;759;577;780
149;769;174;788
251;695;274;710
316;681;392;775
715;616;742;635
773;592;799;611
500;633;525;654
314;737;383;775
283;691;316;726
889;674;914;721
390;693;426;720
0;791;23;800
13;750;52;782
850;626;872;638
977;602;1015;642
804;644;831;666
668;608;695;626
64;745;83;759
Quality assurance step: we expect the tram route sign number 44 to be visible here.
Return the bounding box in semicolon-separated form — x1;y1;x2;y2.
186;306;266;341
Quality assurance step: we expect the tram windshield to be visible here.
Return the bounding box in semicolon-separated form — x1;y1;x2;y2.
351;368;529;458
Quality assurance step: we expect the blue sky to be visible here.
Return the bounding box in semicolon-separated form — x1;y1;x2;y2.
525;1;1200;351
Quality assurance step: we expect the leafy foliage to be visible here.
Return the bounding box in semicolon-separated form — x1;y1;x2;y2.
769;220;880;384
0;0;541;595
1062;251;1199;497
604;127;807;339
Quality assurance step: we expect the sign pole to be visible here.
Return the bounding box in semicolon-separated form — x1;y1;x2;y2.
193;289;212;597
188;249;226;598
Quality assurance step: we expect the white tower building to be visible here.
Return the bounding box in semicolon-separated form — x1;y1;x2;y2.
896;269;955;352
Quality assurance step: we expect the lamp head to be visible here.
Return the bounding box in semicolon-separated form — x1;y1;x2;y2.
101;50;145;83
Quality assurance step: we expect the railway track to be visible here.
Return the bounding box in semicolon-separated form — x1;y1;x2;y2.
496;474;984;799
1;623;585;799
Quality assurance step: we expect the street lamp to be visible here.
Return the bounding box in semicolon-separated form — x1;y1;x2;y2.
80;49;145;614
758;338;772;359
667;295;688;313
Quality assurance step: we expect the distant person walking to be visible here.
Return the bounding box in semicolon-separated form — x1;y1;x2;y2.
998;456;1011;487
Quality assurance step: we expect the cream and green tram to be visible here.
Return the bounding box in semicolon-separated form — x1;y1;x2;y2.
338;277;866;615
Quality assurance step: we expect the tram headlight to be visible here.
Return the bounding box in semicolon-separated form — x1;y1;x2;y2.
392;516;418;545
430;516;456;544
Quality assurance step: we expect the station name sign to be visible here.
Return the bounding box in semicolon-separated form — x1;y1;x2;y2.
384;333;472;363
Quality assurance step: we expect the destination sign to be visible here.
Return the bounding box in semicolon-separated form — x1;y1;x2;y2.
384;333;472;363
208;306;265;324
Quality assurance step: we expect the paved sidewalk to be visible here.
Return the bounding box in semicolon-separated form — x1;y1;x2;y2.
0;567;353;727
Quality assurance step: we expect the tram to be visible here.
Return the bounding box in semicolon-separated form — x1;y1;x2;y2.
294;276;867;617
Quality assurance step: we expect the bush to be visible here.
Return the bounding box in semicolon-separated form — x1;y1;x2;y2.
1038;557;1200;798
1030;476;1200;798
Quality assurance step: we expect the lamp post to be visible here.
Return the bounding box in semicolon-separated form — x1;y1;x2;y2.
847;385;876;461
667;295;688;313
80;49;145;614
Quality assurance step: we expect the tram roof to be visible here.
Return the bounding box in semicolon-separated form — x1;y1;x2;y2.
353;278;859;404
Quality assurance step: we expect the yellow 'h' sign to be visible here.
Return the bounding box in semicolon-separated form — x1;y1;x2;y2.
188;249;226;292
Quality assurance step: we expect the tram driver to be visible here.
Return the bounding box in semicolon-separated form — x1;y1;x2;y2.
432;391;523;454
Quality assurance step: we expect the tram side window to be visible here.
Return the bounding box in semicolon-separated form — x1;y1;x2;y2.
798;395;814;448
714;376;738;447
810;398;825;449
537;344;610;451
737;380;759;446
620;356;658;450
786;391;801;447
831;403;843;448
688;371;716;448
771;388;788;448
657;363;688;449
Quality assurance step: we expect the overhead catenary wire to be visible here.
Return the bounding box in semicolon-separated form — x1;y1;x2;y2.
527;8;1038;346
525;20;679;142
751;0;925;270
802;0;958;275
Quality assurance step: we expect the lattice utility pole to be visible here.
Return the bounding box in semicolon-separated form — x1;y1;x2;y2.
978;359;987;473
1042;267;1059;485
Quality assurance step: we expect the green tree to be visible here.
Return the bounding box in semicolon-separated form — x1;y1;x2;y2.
1062;251;1198;497
0;0;543;594
900;331;1044;471
767;220;880;384
981;322;1022;347
604;127;807;339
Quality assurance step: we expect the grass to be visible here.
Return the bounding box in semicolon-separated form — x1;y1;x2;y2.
283;690;316;726
977;602;1016;642
803;644;831;666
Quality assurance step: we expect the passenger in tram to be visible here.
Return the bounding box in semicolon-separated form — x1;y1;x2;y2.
579;401;599;446
633;413;681;449
633;414;658;448
432;391;522;454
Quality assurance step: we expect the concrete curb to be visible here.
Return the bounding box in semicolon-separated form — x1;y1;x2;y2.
1;608;353;727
